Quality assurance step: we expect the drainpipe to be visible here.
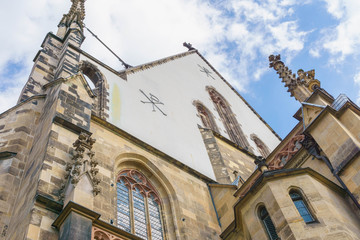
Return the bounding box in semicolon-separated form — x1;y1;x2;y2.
302;135;360;210
207;184;222;228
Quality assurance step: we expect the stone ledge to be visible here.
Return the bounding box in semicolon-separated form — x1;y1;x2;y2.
0;152;17;160
35;194;63;214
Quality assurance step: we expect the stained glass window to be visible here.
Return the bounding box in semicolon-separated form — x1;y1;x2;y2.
259;207;279;240
116;170;164;240
116;179;131;232
290;191;315;223
148;195;163;240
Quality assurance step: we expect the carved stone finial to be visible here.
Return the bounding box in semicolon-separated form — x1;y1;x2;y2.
297;69;320;92
60;132;100;202
183;42;196;51
58;0;86;32
269;54;321;102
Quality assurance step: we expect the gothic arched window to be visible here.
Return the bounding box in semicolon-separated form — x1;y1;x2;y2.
79;61;109;120
250;134;271;157
207;87;250;149
117;169;164;240
259;206;279;240
194;101;219;132
290;190;315;223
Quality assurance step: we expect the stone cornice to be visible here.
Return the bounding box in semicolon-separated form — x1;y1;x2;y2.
35;194;63;214
52;201;100;229
208;183;238;189
0;152;17;160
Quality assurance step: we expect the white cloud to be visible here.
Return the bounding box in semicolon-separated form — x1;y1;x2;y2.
0;0;309;113
323;0;346;19
312;0;360;61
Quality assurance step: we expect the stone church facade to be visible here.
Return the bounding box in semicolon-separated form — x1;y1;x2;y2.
1;1;360;239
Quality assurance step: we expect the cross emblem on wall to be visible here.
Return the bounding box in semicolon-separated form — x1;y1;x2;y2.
198;64;215;79
139;89;167;116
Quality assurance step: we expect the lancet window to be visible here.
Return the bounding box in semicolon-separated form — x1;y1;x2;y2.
290;190;315;223
117;169;164;240
250;134;271;157
259;206;279;240
207;87;250;149
194;102;219;132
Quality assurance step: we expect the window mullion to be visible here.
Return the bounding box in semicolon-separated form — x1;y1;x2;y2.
145;195;152;240
129;187;135;234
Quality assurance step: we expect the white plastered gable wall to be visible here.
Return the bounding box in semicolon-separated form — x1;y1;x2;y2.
79;51;280;179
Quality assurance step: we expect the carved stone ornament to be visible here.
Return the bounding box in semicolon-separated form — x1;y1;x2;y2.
268;130;305;170
300;134;321;158
91;226;124;240
60;132;100;201
254;156;268;173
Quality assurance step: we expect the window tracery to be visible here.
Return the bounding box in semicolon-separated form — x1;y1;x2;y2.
207;87;250;149
268;130;304;170
116;169;163;240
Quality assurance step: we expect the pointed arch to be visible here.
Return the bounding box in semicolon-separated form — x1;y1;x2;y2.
193;100;219;132
79;61;109;120
117;169;162;239
258;205;279;240
114;153;180;240
206;87;250;149
289;188;316;223
250;134;271;157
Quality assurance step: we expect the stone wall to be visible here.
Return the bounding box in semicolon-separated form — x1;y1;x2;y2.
0;97;44;239
215;137;256;183
200;128;256;184
26;116;222;239
209;185;237;232
19;34;62;102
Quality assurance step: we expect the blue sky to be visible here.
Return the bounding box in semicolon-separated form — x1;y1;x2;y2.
0;0;360;139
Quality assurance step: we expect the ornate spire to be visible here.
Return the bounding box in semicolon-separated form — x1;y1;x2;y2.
57;0;86;38
269;54;320;102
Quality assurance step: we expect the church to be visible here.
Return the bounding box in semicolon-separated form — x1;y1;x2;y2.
0;1;360;239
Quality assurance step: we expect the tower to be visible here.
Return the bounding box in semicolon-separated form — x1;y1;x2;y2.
1;1;360;240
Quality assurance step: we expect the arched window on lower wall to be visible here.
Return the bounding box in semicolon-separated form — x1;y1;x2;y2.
117;169;164;240
289;190;315;223
259;206;279;240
